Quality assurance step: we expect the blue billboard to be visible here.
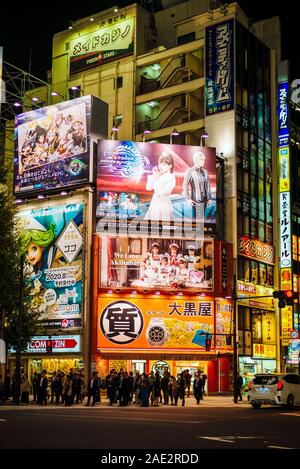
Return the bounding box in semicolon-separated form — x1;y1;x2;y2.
278;81;289;147
205;18;234;116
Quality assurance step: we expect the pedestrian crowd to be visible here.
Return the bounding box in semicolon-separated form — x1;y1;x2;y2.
0;368;207;407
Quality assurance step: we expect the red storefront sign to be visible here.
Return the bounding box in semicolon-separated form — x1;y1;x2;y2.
237;236;275;264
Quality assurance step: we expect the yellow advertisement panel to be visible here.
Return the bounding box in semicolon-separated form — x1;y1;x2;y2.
253;343;276;359
97;295;214;352
237;281;275;311
279;147;290;192
280;267;293;290
215;298;233;350
281;305;293;340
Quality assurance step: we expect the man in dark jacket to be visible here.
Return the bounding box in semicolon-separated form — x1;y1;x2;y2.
85;372;100;406
183;151;212;220
38;370;48;406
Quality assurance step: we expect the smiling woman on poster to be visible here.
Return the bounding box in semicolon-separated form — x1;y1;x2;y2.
144;152;176;222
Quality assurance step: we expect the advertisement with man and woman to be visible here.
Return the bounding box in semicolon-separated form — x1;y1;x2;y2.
96;140;216;236
99;236;214;291
16;203;84;323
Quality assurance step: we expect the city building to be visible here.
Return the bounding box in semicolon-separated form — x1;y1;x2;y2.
7;0;299;391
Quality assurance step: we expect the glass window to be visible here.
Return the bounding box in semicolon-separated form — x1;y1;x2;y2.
259;262;267;285
250;218;258;238
258;179;265;221
251;261;258;283
258;221;265;242
252;311;262;342
267;265;274;286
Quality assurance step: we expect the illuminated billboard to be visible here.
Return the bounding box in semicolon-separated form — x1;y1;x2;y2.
97;295;214;351
96;140;216;237
16;202;85;324
69;17;135;74
14;96;108;195
99;236;214;291
205;18;234;115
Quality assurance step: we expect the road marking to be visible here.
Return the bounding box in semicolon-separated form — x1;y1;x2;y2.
0;419;7;422
267;445;295;449
279;412;300;417
197;436;235;443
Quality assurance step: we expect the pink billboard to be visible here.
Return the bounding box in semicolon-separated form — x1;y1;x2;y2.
96;140;216;237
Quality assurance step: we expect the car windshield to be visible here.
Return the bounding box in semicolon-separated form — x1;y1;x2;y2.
253;375;278;385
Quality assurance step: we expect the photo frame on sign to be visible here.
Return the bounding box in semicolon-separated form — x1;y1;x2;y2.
203;241;213;259
129;238;142;255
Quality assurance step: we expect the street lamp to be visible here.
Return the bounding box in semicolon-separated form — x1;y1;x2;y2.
70;86;84;96
15;253;25;405
200;130;209;146
232;273;239;404
111;124;119;140
170;128;179;144
51;91;64;101
143;129;152;142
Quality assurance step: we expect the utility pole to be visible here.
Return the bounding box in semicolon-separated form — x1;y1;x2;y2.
15;253;24;405
232;273;238;404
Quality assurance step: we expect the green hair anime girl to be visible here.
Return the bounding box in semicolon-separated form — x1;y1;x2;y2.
18;219;56;275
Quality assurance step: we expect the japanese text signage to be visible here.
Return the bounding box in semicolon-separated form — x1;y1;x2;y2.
252;343;276;359
97;295;214;351
205;18;234;115
278;81;289;147
237;281;275;311
279;147;290;192
16;203;84;324
280;192;292;268
69;17;134;74
237;236;275;265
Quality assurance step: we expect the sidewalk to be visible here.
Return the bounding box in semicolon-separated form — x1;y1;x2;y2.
0;395;249;409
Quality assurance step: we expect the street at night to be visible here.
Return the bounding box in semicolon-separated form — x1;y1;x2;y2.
0;397;300;450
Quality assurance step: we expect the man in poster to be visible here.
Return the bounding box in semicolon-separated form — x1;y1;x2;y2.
183;151;212;220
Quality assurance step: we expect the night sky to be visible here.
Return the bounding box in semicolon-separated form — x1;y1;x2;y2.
0;0;298;80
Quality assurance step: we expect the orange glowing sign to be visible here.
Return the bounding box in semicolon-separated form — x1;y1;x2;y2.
97;294;214;352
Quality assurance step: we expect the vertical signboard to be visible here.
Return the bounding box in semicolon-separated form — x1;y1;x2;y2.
278;79;293;346
278;82;289;147
205;18;234;115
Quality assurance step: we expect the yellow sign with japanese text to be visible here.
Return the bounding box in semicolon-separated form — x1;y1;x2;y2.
97;294;214;352
237;281;275;311
252;343;276;359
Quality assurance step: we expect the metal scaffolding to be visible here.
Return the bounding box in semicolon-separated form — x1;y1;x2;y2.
0;56;50;173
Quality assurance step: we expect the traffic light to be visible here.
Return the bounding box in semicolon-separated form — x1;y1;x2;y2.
46;339;52;353
273;290;297;308
205;336;212;352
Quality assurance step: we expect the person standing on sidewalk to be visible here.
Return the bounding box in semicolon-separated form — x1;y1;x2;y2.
32;371;39;403
177;372;186;406
237;374;244;402
85;372;100;407
193;372;202;405
21;374;30;404
38;370;48;406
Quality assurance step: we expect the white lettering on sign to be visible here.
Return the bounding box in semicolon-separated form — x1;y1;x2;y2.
280;192;292;268
215;23;232;102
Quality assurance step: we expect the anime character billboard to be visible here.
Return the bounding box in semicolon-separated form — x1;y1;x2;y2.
14;96;108;195
96;140;216;237
16;202;84;322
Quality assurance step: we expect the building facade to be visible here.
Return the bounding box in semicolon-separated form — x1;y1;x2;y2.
9;0;298;390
